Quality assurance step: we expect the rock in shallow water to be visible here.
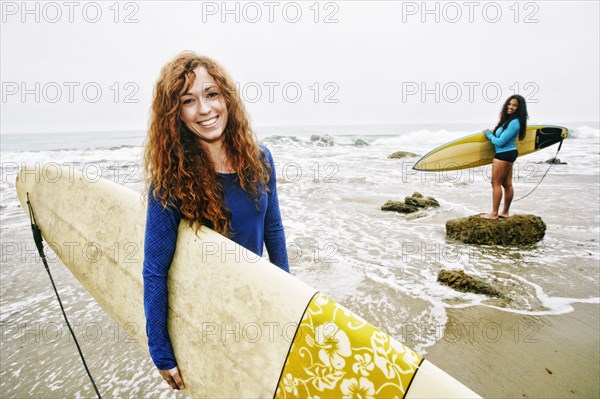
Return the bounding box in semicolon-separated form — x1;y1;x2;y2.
437;269;502;297
388;151;419;159
382;192;440;214
541;157;567;165
446;214;546;245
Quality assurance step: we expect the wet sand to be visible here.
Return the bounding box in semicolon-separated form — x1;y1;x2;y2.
426;303;600;398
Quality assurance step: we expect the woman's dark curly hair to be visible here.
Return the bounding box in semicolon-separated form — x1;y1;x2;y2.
493;94;528;140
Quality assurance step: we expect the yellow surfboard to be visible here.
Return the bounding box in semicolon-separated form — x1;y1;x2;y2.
15;166;479;398
413;125;568;171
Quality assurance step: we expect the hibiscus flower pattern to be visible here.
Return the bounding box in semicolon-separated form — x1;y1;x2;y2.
352;353;375;377
275;293;422;398
315;324;351;369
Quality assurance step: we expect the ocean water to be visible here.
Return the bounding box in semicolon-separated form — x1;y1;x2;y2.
1;123;599;397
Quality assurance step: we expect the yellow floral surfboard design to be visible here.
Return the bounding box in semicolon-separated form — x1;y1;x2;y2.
275;293;423;399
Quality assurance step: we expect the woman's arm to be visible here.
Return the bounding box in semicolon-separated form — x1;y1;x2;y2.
485;119;520;147
142;188;181;370
261;146;290;273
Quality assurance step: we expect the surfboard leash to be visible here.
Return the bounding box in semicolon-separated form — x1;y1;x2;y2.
25;193;103;399
513;139;564;202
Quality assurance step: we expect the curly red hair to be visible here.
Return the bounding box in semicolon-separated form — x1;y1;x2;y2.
144;51;270;236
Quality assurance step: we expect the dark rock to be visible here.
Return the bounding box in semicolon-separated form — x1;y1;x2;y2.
446;214;546;245
438;269;502;297
405;192;440;208
388;151;419;159
381;200;419;214
382;192;440;214
544;157;567;165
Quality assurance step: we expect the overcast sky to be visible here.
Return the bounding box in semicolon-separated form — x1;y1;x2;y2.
1;0;599;134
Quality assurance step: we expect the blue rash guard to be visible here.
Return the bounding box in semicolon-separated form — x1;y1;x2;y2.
484;118;521;154
142;145;289;370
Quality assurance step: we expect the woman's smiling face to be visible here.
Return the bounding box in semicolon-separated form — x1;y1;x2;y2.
179;66;229;143
506;98;518;115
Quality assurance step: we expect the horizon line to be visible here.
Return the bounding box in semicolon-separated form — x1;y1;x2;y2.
1;120;598;136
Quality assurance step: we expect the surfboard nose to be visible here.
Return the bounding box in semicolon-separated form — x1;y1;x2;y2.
536;127;568;149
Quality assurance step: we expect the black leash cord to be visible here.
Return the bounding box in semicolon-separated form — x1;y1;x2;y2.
26;193;103;399
513;139;564;202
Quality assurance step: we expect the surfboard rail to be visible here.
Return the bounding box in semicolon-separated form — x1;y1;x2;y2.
413;125;568;171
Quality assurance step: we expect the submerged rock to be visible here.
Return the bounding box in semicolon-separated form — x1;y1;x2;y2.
382;192;440;214
388;151;419;159
382;200;419;213
446;214;546;245
542;157;567;165
437;269;501;297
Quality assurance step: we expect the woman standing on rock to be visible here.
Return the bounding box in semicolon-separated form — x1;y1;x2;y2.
481;94;528;220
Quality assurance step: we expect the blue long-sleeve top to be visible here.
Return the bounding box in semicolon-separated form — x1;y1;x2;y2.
142;145;289;370
484;118;521;154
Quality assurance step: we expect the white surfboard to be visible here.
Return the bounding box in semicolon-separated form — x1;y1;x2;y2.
15;166;480;398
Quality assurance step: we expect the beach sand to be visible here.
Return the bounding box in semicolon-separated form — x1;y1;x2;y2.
425;303;600;398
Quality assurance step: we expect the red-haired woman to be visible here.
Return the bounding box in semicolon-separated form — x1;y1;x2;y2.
143;52;289;390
